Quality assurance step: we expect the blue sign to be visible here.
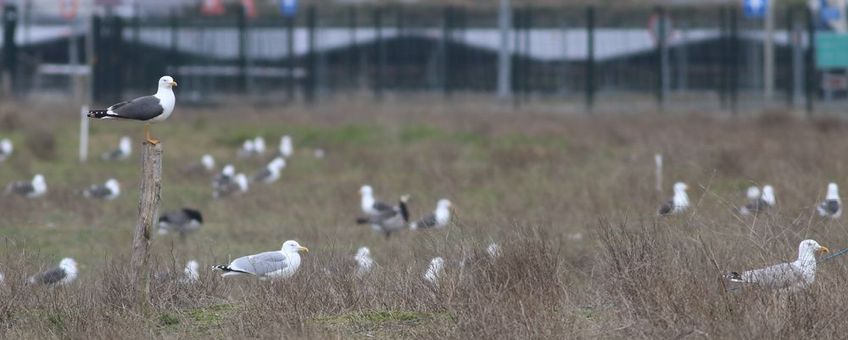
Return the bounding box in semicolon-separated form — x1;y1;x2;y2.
742;0;768;19
280;0;297;17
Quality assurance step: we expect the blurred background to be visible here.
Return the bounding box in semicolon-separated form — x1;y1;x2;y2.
0;0;846;114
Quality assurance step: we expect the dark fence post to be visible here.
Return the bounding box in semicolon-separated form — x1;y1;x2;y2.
286;14;295;102
785;7;793;107
91;15;102;102
348;6;358;90
131;8;140;93
111;16;124;102
169;11;180;84
729;6;738;115
524;6;532;102
512;7;521;107
306;5;316;103
718;7;727;109
655;7;666;111
2;5;19;97
805;6;815;116
585;6;595;113
373;6;383;99
442;6;452;97
236;5;247;93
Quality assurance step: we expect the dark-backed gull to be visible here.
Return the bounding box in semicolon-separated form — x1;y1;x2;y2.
88;76;177;145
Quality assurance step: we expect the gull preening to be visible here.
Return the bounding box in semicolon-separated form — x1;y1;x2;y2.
252;157;286;184
101;136;131;161
28;258;78;286
213;240;309;279
82;178;121;200
6;174;47;198
157;208;204;240
0;138;13;161
88;76;177;145
354;247;375;277
410;199;453;230
279;135;293;158
726;240;829;292
423;257;445;285
356;195;410;239
658;182;689;216
817;182;841;219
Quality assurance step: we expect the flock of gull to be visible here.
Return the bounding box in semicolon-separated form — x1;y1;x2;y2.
0;75;841;292
0;76;464;286
656;178;841;292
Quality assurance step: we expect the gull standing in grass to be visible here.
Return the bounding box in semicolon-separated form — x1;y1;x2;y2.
87;76;177;145
82;178;121;200
238;139;256;158
359;185;395;218
212;165;248;198
28;258;78;286
739;186;764;216
252;157;286;184
5;174;47;198
181;260;200;284
357;195;410;239
213;240;308;279
657;182;688;216
423;257;445;285
183;154;216;174
410;199;453;230
817;183;841;219
101;136;131;161
157;208;204;240
726;240;829;292
761;185;776;208
0;138;13;161
278;135;293;158
354;247;375;277
253;136;266;155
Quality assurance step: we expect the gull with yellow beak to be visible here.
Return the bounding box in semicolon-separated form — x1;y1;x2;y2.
213;240;309;279
726;240;829;292
88;76;178;145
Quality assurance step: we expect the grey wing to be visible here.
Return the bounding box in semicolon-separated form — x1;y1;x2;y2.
85;185;111;198
658;200;673;215
8;181;33;195
740;263;801;289
38;267;67;285
230;251;289;276
160;211;189;229
253;168;272;182
373;201;395;214
110;96;163;121
826;200;840;214
413;213;438;229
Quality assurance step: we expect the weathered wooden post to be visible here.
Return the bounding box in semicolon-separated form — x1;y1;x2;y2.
130;142;162;303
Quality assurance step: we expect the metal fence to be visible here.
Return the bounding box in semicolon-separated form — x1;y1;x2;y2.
0;3;843;113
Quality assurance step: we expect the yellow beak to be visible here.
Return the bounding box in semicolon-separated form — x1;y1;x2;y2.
171;81;178;87
820;246;830;254
298;246;309;253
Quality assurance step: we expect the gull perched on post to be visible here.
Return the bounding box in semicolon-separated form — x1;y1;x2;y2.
87;76;177;145
657;182;689;216
0;138;13;161
213;240;309;279
6;174;47;198
817;183;841;219
82;178;121;200
28;258;78;286
411;199;454;230
101;136;131;161
726;240;829;292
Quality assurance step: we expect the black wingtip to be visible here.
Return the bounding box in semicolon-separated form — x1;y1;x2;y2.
88;110;109;119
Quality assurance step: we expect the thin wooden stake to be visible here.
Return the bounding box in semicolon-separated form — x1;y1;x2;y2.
131;141;162;304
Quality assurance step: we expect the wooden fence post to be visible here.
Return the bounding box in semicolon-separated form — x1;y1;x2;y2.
131;142;162;303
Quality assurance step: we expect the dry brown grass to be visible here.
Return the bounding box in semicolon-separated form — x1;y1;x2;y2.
0;98;847;338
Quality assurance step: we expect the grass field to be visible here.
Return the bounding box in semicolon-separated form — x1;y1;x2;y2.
1;99;848;338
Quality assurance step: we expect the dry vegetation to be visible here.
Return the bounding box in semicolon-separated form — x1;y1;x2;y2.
0;98;848;338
